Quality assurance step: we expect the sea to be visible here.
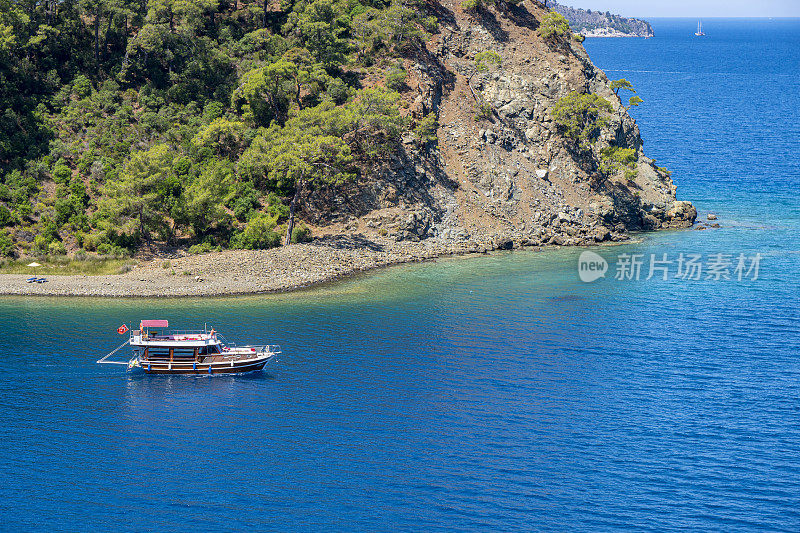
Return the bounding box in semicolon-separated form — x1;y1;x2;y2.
0;18;799;532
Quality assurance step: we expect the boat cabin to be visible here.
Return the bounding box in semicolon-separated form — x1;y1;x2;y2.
131;320;225;365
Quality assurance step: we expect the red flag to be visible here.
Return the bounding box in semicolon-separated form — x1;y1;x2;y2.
117;324;129;335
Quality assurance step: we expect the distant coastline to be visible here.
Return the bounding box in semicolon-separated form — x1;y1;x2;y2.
581;28;647;38
551;1;654;38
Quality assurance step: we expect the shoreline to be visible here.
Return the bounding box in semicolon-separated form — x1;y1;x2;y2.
0;234;619;298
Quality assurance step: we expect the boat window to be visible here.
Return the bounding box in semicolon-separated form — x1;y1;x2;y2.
198;346;208;355
209;345;220;354
172;348;195;360
146;349;170;361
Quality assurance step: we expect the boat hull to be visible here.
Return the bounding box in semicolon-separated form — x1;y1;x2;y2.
138;355;272;375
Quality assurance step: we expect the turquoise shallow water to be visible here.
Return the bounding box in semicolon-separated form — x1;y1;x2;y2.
1;18;800;532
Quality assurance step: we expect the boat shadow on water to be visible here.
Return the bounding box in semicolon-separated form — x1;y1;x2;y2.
125;368;277;383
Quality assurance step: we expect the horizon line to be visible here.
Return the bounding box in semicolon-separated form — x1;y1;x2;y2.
635;16;800;18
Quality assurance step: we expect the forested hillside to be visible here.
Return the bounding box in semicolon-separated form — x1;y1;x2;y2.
0;0;437;257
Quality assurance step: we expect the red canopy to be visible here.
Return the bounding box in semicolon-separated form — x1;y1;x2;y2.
140;319;169;328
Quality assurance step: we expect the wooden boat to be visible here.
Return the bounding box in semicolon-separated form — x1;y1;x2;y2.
98;320;280;375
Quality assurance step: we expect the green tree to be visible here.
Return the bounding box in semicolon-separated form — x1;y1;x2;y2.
551;91;613;149
600;146;638;179
284;0;351;66
380;2;428;54
232;59;298;126
0;0;431;255
414;112;439;145
610;79;643;113
537;12;571;42
182;159;234;237
345;88;408;157
191;118;248;158
626;95;643;111
240;117;354;245
104;144;177;241
0;205;12;227
610;78;634;96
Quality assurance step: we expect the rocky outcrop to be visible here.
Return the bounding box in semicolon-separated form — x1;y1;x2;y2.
550;1;654;38
303;0;693;249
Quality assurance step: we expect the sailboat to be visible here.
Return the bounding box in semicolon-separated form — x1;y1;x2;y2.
694;20;705;36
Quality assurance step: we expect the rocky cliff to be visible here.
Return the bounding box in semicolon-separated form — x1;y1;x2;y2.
305;0;694;249
550;1;654;38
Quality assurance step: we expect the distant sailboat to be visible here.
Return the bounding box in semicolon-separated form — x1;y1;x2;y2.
695;20;705;36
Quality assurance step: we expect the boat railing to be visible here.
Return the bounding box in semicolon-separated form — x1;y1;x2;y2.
139;345;281;364
228;344;282;354
130;329;217;340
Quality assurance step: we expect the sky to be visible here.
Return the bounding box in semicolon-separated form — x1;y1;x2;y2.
562;0;800;18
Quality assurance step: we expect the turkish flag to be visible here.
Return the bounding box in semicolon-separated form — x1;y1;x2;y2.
117;324;129;335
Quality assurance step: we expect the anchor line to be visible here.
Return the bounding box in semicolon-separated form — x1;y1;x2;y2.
97;339;131;365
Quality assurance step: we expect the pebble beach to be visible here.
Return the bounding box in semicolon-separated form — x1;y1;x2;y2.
0;235;527;297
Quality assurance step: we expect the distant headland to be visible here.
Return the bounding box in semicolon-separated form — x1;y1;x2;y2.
549;1;654;37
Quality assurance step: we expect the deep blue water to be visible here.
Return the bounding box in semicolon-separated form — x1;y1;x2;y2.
1;19;800;532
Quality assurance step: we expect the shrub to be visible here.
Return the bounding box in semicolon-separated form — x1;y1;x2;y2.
386;65;408;91
474;50;501;72
32;235;49;256
14;201;33;219
551;91;613;149
97;243;128;257
0;205;11;227
52;162;72;184
54;197;79;226
173;156;192;176
474;103;493;121
0;231;14;257
48;241;67;256
230;212;282;250
72;75;92;98
600;146;638;179
414;113;439;144
291;223;312;243
573;33;586;43
230;182;261;221
82;233;98;251
265;192;289;220
188;242;221;254
537;12;571;41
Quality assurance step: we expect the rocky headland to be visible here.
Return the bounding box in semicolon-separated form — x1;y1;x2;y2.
0;0;693;297
550;1;654;38
305;0;693;247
